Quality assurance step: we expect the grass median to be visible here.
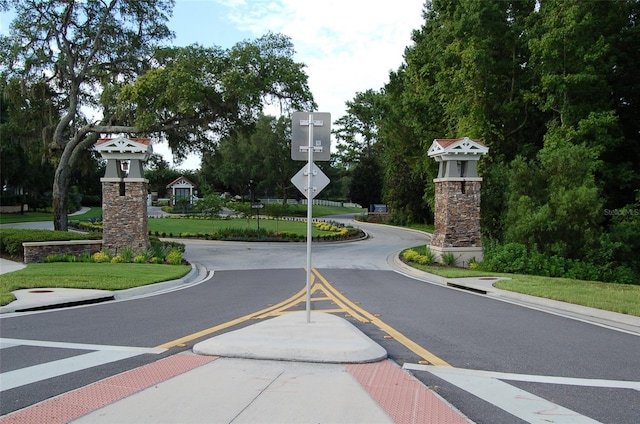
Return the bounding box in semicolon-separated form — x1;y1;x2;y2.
0;263;191;306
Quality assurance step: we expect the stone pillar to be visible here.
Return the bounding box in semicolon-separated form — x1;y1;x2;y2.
427;138;488;266
101;178;150;251
429;179;483;264
95;136;152;253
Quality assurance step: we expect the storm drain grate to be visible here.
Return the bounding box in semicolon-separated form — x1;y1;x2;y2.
347;360;471;424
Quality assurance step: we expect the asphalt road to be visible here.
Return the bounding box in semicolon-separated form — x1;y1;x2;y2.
1;218;638;422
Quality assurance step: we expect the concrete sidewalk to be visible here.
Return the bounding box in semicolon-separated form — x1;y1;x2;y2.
0;312;472;424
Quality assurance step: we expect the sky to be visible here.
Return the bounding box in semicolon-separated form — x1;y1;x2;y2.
1;0;427;169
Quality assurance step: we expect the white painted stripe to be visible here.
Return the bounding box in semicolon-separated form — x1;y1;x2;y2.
0;350;139;391
405;364;602;423
0;341;19;349
403;363;640;391
0;338;166;354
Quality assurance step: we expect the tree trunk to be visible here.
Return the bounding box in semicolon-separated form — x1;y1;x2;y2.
52;163;70;231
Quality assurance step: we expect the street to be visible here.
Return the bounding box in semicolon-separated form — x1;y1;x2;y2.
0;219;638;423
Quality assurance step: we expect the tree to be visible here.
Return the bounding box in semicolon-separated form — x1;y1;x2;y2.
2;0;313;231
0;77;58;210
347;156;382;208
334;89;382;165
203;115;298;203
2;0;174;230
194;194;223;218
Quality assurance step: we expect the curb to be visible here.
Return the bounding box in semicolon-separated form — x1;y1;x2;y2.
389;253;640;330
0;262;208;314
113;262;209;300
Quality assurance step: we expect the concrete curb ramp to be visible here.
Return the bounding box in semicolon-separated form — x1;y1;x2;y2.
194;311;388;363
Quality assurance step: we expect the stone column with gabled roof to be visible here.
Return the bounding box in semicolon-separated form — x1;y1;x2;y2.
427;137;489;266
95;136;152;252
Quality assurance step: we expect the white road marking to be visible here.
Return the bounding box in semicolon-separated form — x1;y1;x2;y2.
403;363;640;391
0;338;166;391
0;338;166;354
404;363;611;424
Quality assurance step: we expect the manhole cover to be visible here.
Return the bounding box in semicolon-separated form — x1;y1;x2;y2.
29;289;54;293
478;277;498;281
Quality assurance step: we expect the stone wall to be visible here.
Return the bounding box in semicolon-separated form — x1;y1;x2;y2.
102;179;150;252
23;240;103;263
430;179;482;248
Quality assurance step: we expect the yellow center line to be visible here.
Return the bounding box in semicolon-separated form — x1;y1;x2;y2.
155;284;309;349
312;269;451;367
156;269;451;367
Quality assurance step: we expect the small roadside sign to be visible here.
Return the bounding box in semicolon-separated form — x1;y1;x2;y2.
291;112;331;161
291;164;330;199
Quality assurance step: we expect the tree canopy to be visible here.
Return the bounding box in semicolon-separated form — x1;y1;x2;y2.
1;0;313;229
333;0;640;282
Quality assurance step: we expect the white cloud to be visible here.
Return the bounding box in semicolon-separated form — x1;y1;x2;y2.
216;0;425;120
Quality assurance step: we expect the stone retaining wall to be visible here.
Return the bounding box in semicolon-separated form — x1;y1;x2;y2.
23;240;104;264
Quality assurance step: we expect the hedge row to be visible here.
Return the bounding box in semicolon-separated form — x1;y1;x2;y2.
0;229;102;258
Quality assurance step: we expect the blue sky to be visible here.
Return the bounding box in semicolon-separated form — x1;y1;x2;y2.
2;0;426;169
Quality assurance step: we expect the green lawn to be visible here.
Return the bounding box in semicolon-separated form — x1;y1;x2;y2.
0;207;103;224
0;211;55;224
405;262;640;317
0;263;191;306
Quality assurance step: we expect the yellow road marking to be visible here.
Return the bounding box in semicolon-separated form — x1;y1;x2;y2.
311;269;451;367
155;285;309;349
157;268;451;367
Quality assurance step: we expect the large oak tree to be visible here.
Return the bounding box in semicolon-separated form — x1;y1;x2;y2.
1;0;313;230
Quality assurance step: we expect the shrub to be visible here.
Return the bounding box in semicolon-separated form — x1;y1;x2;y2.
482;242;527;273
468;257;479;269
165;249;183;265
401;248;434;265
402;249;420;262
421;247;435;264
43;254;78;263
111;255;124;263
118;247;135;263
78;253;93;262
92;251;111;263
133;255;147;264
442;252;457;266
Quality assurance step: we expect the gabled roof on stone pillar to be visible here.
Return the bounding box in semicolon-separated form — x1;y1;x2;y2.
95;135;152;160
427;137;488;160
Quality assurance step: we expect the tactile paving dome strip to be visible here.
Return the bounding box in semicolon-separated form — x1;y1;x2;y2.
0;353;216;424
347;360;471;424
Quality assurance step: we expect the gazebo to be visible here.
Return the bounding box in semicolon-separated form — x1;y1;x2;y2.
166;176;197;206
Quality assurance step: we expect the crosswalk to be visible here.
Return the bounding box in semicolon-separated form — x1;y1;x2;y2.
404;363;640;424
0;338;166;391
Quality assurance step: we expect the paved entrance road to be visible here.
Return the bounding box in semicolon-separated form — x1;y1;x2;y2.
1;217;638;422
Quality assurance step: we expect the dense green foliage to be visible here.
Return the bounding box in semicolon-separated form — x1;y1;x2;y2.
336;0;640;283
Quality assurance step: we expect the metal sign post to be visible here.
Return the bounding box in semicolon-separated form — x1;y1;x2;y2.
291;112;331;323
304;114;315;323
